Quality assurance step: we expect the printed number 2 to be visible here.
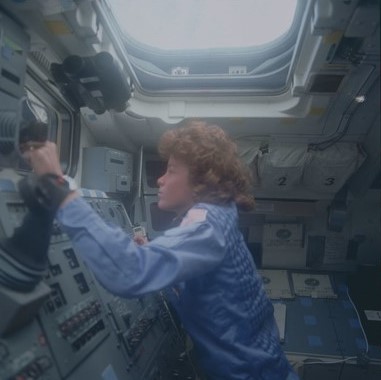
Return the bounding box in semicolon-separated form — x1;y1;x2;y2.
278;176;287;186
324;177;335;186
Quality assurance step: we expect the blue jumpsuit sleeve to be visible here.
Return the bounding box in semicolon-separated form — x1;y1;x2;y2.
56;197;226;297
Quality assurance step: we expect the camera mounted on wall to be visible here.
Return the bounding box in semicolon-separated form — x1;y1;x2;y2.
50;52;131;114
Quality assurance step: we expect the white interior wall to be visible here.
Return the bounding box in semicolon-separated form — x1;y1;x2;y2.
74;117;97;186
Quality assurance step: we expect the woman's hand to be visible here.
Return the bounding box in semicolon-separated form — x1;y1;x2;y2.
133;227;148;245
22;141;64;177
133;235;149;246
22;141;79;209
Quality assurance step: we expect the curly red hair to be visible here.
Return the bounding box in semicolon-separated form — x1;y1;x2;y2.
158;120;255;211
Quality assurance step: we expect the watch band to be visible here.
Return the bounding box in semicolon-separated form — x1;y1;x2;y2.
18;173;73;215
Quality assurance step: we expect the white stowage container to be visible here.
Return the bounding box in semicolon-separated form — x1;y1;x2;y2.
303;143;367;193
257;143;309;191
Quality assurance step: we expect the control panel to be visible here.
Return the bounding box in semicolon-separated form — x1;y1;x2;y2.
0;319;60;380
0;187;200;380
38;240;110;378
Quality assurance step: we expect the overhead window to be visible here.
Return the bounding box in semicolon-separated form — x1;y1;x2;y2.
111;0;297;50
105;0;302;95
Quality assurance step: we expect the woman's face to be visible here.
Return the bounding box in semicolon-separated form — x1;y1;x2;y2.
157;155;194;215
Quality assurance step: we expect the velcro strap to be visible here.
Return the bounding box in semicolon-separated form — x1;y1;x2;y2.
18;173;72;214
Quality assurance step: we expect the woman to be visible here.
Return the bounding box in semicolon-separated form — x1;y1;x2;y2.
25;120;299;380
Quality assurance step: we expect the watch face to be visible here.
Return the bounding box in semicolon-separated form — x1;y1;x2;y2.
63;176;78;191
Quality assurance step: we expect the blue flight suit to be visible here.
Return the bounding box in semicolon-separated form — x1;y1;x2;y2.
57;197;298;380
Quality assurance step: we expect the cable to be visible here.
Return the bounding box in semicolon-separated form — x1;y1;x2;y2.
302;284;370;380
337;359;346;380
345;285;369;355
308;112;352;152
302;355;357;366
159;291;202;379
308;65;378;151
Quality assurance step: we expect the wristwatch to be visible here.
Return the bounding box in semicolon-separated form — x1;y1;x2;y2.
63;175;78;191
19;173;77;214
